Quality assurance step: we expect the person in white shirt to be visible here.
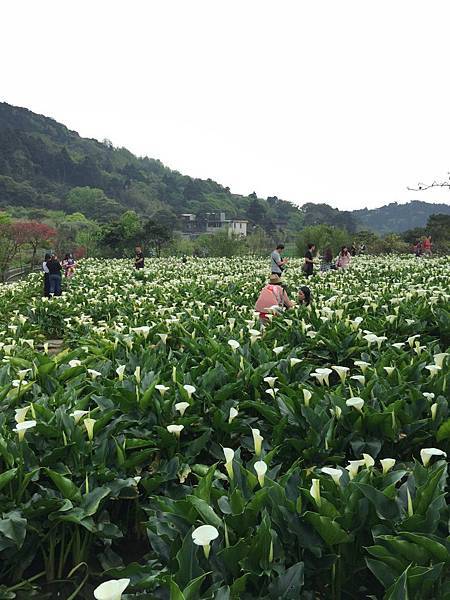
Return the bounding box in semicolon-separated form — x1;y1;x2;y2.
43;253;51;297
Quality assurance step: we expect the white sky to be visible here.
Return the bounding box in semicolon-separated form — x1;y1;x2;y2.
2;0;450;210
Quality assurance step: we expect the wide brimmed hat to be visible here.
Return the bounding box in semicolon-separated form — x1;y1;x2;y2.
269;274;282;284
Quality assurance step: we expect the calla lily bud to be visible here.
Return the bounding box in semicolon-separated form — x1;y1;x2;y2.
251;428;263;457
223;447;234;479
84;418;96;441
407;488;414;517
228;407;238;423
94;578;130;600
134;366;141;383
192;525;219;558
302;389;312;406
380;458;396;474
310;478;321;505
254;460;268;486
290;358;301;367
116;365;126;381
420;447;447;467
431;403;438;421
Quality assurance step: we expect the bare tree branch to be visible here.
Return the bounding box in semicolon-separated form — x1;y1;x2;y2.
407;173;450;191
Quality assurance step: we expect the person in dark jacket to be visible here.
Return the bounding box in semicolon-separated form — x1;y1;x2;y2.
47;254;62;296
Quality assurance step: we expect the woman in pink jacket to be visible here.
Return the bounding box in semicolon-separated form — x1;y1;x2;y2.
255;274;295;324
336;246;351;269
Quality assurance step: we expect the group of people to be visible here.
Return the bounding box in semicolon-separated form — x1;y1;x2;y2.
271;243;352;278
256;242;355;324
42;253;77;297
413;236;432;257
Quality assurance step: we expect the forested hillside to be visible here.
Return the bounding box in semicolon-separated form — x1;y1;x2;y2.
0;102;304;232
0;102;448;234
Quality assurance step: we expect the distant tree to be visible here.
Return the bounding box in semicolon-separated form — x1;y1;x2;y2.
296;224;349;257
142;219;172;257
195;231;244;258
245;226;273;255
13;221;57;266
247;198;267;227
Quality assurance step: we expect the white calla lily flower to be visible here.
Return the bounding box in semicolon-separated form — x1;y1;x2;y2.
332;365;349;383
433;353;448;368
251;428;263;457
380;458;396;474
183;384;196;399
346;459;365;480
192;525;219;558
14;406;30;423
228;339;240;351
420;447;447;467
94;578;130;600
155;384;170;396
228;407;238;423
302;389;312;406
116;365;126;381
175;402;190;416
263;376;278;388
84;418;96;441
223;447;235;479
167;424;184;438
310;478;321;505
13;420;36;441
321;467;343;485
346;397;364;412
362;453;375;468
70;410;89;424
254;460;268;486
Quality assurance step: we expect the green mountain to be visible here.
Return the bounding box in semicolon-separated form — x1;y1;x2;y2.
353;201;450;234
0;101;448;234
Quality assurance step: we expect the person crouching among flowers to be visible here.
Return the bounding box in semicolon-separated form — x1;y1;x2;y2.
255;274;295;325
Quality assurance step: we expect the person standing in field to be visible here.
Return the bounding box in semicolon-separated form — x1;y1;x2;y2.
422;235;432;256
271;244;288;276
336;246;351;269
135;246;144;269
47;253;63;296
255;274;294;324
303;243;315;277
42;253;51;297
320;247;334;273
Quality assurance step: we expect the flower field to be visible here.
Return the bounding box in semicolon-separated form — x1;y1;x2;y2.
0;256;449;599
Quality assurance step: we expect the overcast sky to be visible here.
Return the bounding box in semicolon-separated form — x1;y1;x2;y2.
2;0;450;210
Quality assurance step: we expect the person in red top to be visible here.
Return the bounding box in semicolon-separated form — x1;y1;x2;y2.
255;274;294;324
422;236;432;256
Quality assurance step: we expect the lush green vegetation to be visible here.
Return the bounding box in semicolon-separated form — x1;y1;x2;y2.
0;256;448;598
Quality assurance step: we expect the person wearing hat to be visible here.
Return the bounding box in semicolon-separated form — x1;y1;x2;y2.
255;274;295;324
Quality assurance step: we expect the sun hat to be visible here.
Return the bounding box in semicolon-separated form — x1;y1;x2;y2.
269;274;282;284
